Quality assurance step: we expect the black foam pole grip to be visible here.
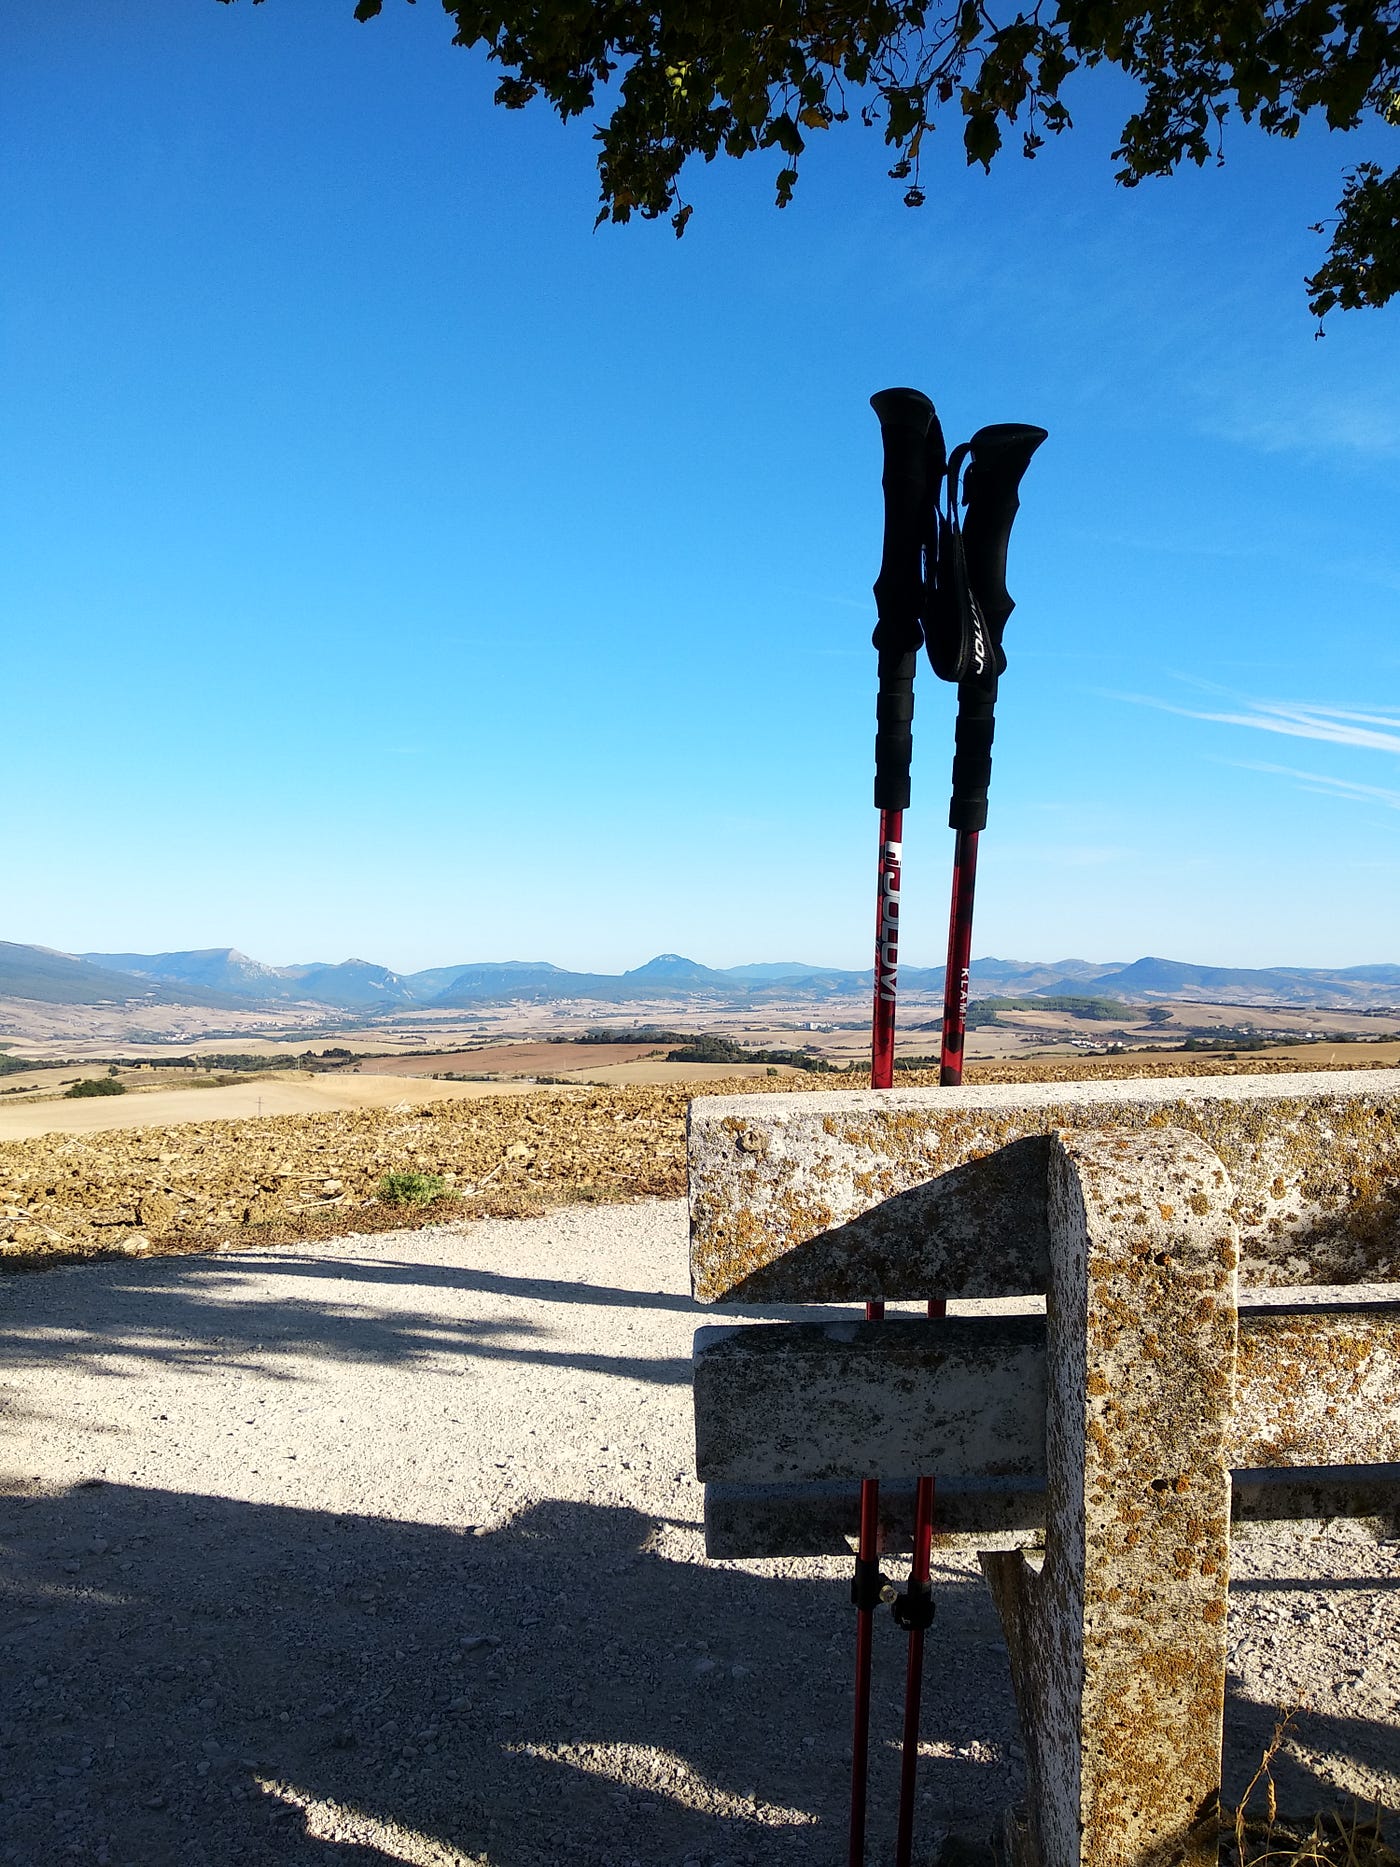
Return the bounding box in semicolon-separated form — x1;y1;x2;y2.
870;389;933;661
948;685;995;832
874;648;917;811
960;424;1047;648
869;388;934;814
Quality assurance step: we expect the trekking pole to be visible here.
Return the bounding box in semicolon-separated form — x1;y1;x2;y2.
852;388;940;1867
935;425;1046;1086
869;389;939;1091
893;419;1047;1867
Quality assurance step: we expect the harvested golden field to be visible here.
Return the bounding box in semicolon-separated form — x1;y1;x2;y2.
1;1052;1393;1271
0;1071;562;1141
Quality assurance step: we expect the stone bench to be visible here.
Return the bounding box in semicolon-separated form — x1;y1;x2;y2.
686;1071;1400;1867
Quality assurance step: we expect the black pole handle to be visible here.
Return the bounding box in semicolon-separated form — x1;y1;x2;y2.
945;422;1045;831
870;388;936;811
959;422;1047;649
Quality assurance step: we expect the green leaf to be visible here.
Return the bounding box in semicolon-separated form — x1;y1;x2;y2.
1306;161;1400;315
332;0;1400;316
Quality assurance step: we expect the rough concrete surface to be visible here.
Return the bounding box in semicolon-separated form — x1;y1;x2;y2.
1;1201;1397;1866
687;1071;1400;1302
693;1314;1048;1484
691;1304;1400;1488
985;1128;1240;1867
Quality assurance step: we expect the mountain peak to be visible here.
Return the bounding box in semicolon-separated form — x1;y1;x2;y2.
623;953;721;981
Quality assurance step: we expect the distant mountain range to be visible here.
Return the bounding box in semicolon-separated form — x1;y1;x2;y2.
2;939;1399;1015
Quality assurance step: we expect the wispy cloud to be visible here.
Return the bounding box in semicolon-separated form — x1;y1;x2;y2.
1232;760;1400;811
1203;386;1400;461
1120;688;1400;755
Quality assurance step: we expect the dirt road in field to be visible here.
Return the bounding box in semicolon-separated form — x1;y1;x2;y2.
1;1202;1396;1866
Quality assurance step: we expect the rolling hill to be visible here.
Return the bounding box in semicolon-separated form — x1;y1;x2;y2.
9;942;1400;1013
1;943;242;1009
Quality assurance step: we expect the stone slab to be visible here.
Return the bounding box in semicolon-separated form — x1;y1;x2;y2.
702;1474;1047;1558
693;1314;1045;1483
701;1465;1400;1559
693;1300;1400;1484
687;1069;1400;1303
1228;1300;1400;1468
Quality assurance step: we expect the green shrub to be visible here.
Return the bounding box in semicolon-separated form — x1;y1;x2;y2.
64;1077;128;1099
378;1170;448;1208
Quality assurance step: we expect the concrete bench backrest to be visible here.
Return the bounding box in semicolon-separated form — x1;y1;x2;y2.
687;1069;1400;1304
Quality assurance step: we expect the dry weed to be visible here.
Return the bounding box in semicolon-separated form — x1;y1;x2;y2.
1224;1711;1396;1867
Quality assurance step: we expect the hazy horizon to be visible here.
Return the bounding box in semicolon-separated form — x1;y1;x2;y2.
22;936;1400;978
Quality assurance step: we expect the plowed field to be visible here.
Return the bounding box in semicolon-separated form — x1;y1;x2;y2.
2;1053;1393;1271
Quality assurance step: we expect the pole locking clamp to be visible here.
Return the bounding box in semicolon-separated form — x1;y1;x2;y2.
891;1580;935;1632
850;1556;897;1614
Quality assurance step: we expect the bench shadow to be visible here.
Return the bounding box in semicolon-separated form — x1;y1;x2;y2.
1224;1682;1399;1837
3;1482;1394;1864
0;1249;868;1394
0;1253;697;1388
0;1482;1022;1866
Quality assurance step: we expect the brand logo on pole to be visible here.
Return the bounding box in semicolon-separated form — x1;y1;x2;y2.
878;841;901;1002
970;598;989;678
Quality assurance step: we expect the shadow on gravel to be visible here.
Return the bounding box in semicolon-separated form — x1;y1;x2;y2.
0;1481;1023;1867
252;1256;708;1316
0;1252;861;1392
1;1482;1395;1866
1225;1688;1399;1834
1234;1575;1400;1593
0;1255;700;1388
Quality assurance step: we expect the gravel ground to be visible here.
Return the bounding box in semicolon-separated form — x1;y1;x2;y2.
1;1199;1396;1866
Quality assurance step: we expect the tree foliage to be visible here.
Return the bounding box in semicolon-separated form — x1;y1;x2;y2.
665;1033;834;1069
234;0;1400;316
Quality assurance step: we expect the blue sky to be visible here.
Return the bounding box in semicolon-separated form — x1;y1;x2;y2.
4;1;1398;974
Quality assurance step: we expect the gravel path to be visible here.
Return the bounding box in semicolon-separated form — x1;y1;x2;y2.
1;1199;1396;1866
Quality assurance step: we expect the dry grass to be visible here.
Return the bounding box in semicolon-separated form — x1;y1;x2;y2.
1225;1714;1397;1867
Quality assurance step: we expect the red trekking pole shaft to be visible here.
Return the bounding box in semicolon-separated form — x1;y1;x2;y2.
893;698;995;1864
851;805;900;1867
893;420;1046;1864
891;824;975;1866
853;389;934;1867
938;827;979;1088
